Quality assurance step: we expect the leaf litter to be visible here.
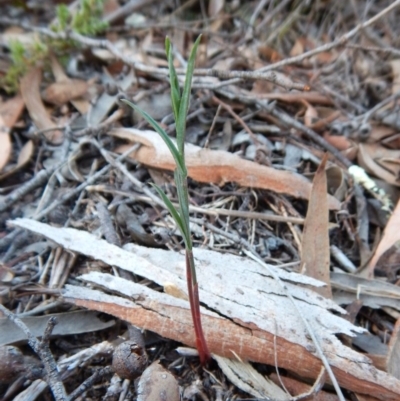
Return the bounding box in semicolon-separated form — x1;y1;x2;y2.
1;1;400;400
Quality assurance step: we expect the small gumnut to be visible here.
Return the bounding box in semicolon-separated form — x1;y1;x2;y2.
137;361;180;401
112;340;148;380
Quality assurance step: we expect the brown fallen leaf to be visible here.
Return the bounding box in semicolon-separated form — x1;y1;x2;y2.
303;100;318;127
47;55;91;114
387;317;400;379
358;143;400;187
0;132;11;173
390;59;400;95
20;67;63;144
367;198;400;277
110;128;341;210
0;95;25;172
0;140;34;181
0;310;115;347
42;79;89;106
301;154;331;298
8;218;400;401
0;94;25;129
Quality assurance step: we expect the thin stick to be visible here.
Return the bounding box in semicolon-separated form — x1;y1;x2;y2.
0;304;67;401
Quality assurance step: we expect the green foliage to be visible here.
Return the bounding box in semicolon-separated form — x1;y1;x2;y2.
1;0;108;93
2;40;48;93
122;36;210;364
52;0;108;36
122;35;201;252
73;0;108;35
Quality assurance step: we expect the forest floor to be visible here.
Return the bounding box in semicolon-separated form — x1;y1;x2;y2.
1;1;400;400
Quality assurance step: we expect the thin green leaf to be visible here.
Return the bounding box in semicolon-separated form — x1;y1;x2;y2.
174;169;191;245
151;183;189;246
176;35;202;155
165;37;180;123
121;99;186;175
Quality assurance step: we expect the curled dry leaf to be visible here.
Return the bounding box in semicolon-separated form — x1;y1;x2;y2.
137;361;179;401
110;128;341;210
20;68;63;144
358;143;400;187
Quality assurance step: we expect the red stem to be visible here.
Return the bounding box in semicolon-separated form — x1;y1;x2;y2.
186;250;211;365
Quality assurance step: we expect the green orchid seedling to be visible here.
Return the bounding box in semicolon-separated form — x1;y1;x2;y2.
122;35;211;365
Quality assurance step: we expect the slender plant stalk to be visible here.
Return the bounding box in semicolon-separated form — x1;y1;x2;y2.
122;35;211;365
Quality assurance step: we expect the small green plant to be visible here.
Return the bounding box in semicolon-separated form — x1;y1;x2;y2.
122;35;211;365
52;0;108;36
1;0;108;93
2;40;48;93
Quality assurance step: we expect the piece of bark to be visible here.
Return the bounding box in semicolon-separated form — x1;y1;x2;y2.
110;128;341;210
8;218;400;400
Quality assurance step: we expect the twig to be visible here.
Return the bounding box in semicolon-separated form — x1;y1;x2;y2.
85;186;306;224
242;250;346;401
259;0;400;69
358;89;400;125
0;163;63;213
345;43;400;57
0;304;67;401
211;96;261;146
67;367;112;401
255;99;353;169
0;18;308;91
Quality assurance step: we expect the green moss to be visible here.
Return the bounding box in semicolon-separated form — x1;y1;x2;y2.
1;0;108;93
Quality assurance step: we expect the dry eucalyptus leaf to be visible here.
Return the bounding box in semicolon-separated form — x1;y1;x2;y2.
111;128;341;210
331;271;400;310
0;310;115;346
301;154;331;297
20;68;63;144
8;218;400;400
42;79;89;106
367;198;400;275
